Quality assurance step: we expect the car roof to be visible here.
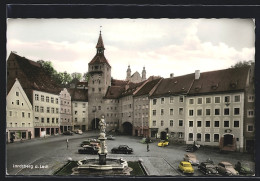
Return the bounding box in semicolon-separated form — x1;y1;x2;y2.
220;162;232;165
181;161;191;165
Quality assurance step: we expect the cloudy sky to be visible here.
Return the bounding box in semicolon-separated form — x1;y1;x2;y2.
7;19;255;80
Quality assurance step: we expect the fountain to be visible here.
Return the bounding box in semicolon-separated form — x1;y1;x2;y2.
72;116;132;175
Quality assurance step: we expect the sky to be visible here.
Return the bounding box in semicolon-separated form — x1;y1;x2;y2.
7;19;255;80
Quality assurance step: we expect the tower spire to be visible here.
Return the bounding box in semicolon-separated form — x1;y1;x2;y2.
96;27;105;54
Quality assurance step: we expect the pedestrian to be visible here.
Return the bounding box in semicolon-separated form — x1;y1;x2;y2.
147;143;150;152
66;139;69;149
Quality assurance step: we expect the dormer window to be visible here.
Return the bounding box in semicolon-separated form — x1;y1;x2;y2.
95;66;98;70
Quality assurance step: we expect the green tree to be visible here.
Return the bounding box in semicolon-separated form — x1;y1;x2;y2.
83;72;89;82
230;60;253;68
71;72;82;81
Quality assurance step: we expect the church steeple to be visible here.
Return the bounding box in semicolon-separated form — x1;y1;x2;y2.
96;31;105;54
142;66;146;81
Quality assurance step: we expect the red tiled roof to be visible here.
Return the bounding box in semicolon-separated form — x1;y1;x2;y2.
68;88;88;102
96;32;105;49
88;54;111;67
104;86;125;99
111;79;128;86
134;77;162;97
188;67;250;95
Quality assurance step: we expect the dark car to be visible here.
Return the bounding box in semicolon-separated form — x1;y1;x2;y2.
186;142;200;152
63;131;74;135
111;145;133;154
198;162;219;175
235;161;254;175
80;140;91;147
78;145;99;154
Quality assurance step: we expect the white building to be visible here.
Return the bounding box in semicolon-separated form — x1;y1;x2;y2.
59;88;72;132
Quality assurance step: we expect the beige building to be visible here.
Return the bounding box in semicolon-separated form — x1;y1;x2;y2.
59;88;72;132
6;79;34;142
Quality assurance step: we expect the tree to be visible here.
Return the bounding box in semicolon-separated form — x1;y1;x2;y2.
83;72;89;82
230;60;253;68
71;72;82;81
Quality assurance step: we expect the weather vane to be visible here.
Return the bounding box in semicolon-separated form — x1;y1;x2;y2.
100;26;102;34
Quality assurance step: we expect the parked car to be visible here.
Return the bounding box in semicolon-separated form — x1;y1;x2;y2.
107;135;115;140
63;131;74;135
183;153;200;166
80;140;91;147
157;140;169;147
140;137;152;144
198;162;219;175
235;161;254;175
75;129;83;135
78;145;99;154
89;143;100;150
111;145;133;154
178;161;194;174
216;162;239;176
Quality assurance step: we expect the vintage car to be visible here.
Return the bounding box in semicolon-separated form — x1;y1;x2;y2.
235;161;254;175
107;135;115;140
63;131;74;135
198;162;219;175
178;161;194;174
111;145;133;154
80;140;91;147
183;153;200;166
78;145;99;154
157;140;169;147
75;129;83;135
216;162;239;176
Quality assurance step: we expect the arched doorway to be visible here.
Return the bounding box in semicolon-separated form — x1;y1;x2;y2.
92;118;100;130
160;131;167;140
122;122;133;135
224;134;233;146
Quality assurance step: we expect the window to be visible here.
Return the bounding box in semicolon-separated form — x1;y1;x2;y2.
234;108;240;115
247;125;254;132
161;109;164;115
9;111;12;117
41;95;44;101
75;118;78;122
47;107;50;113
170;120;173;126
152;110;156;116
92;88;95;92
170;96;174;103
189;121;193;127
234;95;240;102
197;109;202;116
224;108;229;115
55;98;58;104
161;98;165;104
161;120;164;126
51;118;54;123
178;132;183;138
224;121;229;127
214;108;220;115
214;121;219;127
35;106;39;112
197;133;201;141
75;103;77;107
205;134;210;142
35;94;39;101
41;118;44;123
51;108;55;113
153;99;157;105
56;108;59;114
179;108;183;115
188;133;193;141
51;97;54;103
234;120;239;128
224;96;230;103
40;106;44;113
248;110;254;117
56;118;59;123
205;121;210;127
189;99;194;104
28;113;30;118
214;134;219;142
98;106;101;110
47;118;50;123
189;110;194;116
206;109;211;116
99;88;101;92
179;96;184;102
248;95;255;102
179;120;183;127
170;109;174;115
16;92;19;96
83;118;86;122
75;111;78;115
153;120;156;126
22;112;25;118
215;97;220;103
206;97;211;104
16;100;19;105
46;96;49;102
197;121;202;127
197;98;202;104
83;103;86;108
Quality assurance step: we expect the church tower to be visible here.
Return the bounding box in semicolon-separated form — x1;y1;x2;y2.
88;31;111;130
126;65;131;81
142;66;146;81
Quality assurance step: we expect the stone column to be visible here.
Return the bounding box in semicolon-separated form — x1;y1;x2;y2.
98;116;107;165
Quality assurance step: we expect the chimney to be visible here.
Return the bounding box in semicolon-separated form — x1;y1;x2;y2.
170;73;174;78
195;70;200;80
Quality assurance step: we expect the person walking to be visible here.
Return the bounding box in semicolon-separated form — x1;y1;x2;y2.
147;143;150;152
66;139;69;149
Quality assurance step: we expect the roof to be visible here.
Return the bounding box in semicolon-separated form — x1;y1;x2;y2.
188;67;250;95
120;81;145;97
134;77;162;97
68;88;88;102
96;32;105;49
104;86;125;99
111;79;128;86
151;73;194;97
7;52;62;103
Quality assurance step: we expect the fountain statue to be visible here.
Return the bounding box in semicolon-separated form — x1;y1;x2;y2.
73;115;131;175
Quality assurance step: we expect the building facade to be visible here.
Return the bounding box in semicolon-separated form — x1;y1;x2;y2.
59;88;72;132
